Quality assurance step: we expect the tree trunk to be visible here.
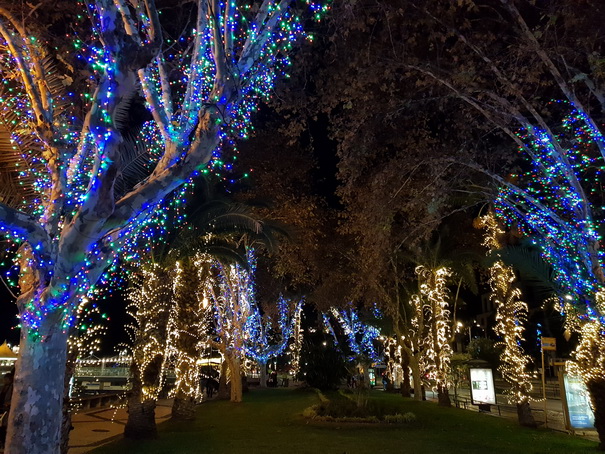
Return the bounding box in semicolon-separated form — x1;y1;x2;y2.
171;397;196;420
124;400;157;439
125;350;164;439
400;355;411;398
6;327;69;454
218;359;230;400
516;401;537;428
259;362;268;388
60;350;77;454
587;378;605;449
437;384;451;407
227;356;243;403
360;363;370;388
409;356;423;401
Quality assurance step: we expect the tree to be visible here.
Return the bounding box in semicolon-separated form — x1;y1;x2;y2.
244;294;302;388
326;305;381;388
126;187;284;429
0;0;322;451
124;262;172;439
167;258;205;420
204;252;255;403
478;212;537;427
388;0;605;443
415;265;453;407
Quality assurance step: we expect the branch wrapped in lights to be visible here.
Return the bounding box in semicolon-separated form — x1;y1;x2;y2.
0;0;330;333
203;249;255;402
244;294;302;366
494;104;605;325
325;305;381;362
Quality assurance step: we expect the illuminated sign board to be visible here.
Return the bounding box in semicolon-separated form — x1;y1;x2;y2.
541;337;557;351
563;372;595;430
469;368;496;405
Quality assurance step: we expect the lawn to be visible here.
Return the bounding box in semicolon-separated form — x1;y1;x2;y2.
92;388;598;454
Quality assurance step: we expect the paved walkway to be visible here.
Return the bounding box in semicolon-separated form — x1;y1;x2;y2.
68;399;173;454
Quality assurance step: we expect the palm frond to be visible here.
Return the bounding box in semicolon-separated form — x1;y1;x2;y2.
486;245;561;301
114;134;154;199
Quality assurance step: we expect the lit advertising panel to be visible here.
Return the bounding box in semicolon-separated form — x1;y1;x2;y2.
469;368;496;405
563;372;595;430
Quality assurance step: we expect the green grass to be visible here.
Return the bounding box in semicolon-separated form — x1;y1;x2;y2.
92;388;598;454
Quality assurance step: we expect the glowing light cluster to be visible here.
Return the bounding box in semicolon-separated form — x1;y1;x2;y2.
494;103;605;324
0;0;330;334
326;304;381;362
415;265;453;396
244;294;302;367
479;213;536;405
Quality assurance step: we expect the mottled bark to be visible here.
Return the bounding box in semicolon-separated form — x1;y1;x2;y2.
587;378;605;450
124;400;157;440
6;327;69;454
516;401;537;428
60;350;77;454
171;397;196;421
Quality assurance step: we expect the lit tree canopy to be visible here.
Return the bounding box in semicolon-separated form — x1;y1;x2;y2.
0;1;326;452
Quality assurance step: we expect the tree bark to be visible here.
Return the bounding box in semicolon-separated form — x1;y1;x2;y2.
409;356;423;401
171;397;196;420
218;359;230;400
227;356;243;403
6;327;69;454
60;350;77;454
124;352;164;439
400;354;411;398
124;400;157;439
587;378;605;449
259;361;267;388
516;401;537;428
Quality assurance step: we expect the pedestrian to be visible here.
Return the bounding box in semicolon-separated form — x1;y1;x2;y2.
206;377;218;398
0;372;14;448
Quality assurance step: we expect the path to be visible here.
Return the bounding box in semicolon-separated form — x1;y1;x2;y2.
68;399;173;454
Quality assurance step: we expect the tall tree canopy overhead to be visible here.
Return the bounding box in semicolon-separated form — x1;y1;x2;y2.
0;0;327;452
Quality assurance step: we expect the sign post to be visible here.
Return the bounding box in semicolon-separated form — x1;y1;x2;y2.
540;337;556;425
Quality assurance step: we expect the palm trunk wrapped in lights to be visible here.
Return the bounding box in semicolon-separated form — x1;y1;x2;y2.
479;213;536;427
416;266;453;407
124;263;172;439
169;258;206;420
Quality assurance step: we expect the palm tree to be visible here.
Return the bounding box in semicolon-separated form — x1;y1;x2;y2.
125;182;286;433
